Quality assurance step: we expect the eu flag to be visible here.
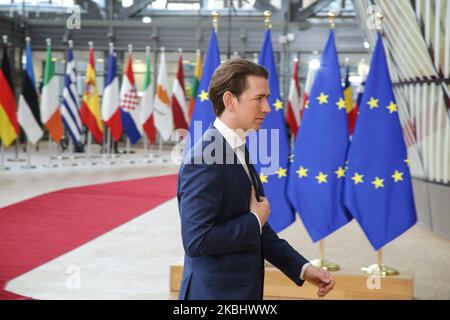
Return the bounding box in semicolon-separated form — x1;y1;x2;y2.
287;30;352;242
186;28;221;151
251;29;295;232
344;33;417;250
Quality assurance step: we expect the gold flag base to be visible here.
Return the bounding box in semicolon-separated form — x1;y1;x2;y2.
361;263;399;277
310;258;340;271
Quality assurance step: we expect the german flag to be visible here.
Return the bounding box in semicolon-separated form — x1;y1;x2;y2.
0;43;19;147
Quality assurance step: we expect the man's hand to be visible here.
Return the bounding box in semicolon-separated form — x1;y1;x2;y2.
303;265;335;298
250;187;270;225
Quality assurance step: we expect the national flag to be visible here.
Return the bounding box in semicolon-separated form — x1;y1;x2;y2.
140;46;156;144
172;52;188;130
300;61;317;119
61;42;82;144
17;38;43;145
343;62;356;135
188;49;202;121
120;49;141;144
40;39;63;143
287;30;352;242
0;41;19;147
102;45;122;142
253;29;295;233
349;63;368;136
153;49;173;141
286;58;300;137
186;28;220;151
80;44;103;144
344;33;417;250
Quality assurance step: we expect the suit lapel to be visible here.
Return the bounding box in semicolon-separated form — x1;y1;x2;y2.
211;124;252;194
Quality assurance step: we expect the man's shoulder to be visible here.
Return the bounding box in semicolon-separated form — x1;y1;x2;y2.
182;126;229;165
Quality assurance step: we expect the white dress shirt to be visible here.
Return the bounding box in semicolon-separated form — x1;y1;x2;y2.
213;117;310;280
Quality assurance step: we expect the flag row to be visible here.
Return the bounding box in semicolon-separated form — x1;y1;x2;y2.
0;39;204;148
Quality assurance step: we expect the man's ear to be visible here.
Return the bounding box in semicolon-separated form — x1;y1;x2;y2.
222;91;235;112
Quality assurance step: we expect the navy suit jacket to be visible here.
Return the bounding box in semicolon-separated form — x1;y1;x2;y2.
177;125;309;300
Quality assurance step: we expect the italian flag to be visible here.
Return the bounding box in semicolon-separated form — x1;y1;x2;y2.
40;39;62;143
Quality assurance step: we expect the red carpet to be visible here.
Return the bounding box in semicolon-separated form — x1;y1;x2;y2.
0;174;177;300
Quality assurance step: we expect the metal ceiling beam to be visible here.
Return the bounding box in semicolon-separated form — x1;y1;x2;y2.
291;0;335;21
125;0;156;17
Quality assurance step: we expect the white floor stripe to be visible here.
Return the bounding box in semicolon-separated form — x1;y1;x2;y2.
6;198;183;300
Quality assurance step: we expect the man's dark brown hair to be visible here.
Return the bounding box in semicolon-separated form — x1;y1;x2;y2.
208;58;269;117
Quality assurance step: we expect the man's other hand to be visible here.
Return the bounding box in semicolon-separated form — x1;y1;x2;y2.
303;265;336;298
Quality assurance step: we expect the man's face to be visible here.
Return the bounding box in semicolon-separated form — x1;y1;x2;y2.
232;75;271;131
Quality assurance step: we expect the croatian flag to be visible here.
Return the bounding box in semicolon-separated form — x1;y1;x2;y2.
120;50;141;144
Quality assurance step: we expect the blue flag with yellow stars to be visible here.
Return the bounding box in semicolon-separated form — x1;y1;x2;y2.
287;29;352;242
344;33;417;251
186;28;221;150
251;29;295;232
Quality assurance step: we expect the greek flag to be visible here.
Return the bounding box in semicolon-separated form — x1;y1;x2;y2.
61;45;82;144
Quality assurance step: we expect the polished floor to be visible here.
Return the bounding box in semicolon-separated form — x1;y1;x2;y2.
1;144;449;299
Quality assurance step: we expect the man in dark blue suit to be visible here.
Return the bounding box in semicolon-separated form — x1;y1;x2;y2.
177;59;335;300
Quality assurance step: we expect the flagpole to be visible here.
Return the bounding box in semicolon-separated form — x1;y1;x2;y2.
309;11;343;272
87;132;92;164
21;138;36;169
125;138;135;164
141;45;152;164
68;139;76;167
157;46;167;163
46;137;58;168
310;239;340;271
0;140;10;171
106;126;111;164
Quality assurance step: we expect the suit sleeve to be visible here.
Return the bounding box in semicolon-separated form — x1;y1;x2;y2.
262;223;309;286
178;162;260;257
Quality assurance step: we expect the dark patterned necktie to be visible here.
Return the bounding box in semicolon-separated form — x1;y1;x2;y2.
243;145;264;201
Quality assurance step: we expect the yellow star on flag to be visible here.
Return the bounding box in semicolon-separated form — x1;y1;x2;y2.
336;98;347;110
199;90;209;102
315;172;328;184
275;167;287;178
317;92;329;105
404;159;410;167
391;170;404;182
352;172;364;185
260;173;268;183
296;166;308;178
372;177;385;189
367;97;379;109
386;101;397;113
335;166;346;178
273;99;284;111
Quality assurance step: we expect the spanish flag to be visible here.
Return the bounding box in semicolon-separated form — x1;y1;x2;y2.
343;63;357;135
80;44;103;144
0;42;19;147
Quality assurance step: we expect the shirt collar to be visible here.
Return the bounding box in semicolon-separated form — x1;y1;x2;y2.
213;117;246;150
